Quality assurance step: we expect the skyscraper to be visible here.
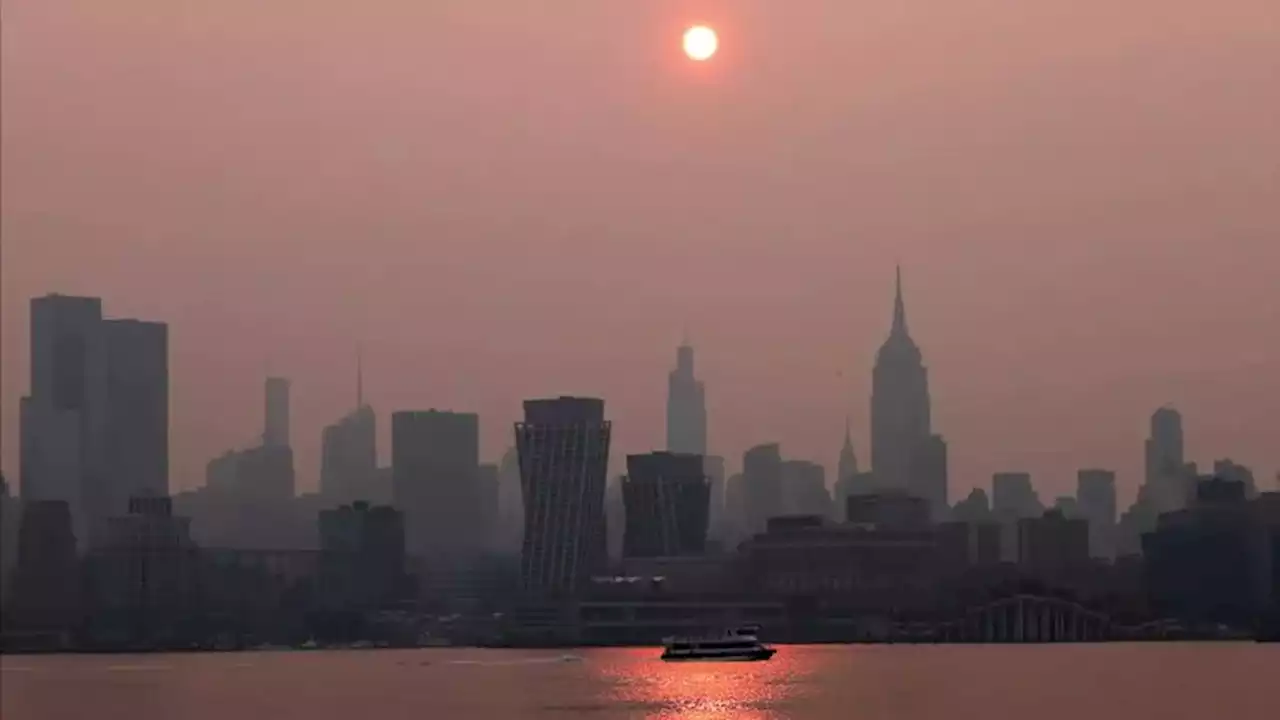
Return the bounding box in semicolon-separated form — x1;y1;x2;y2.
781;459;830;517
515;397;611;597
20;295;169;545
1077;469;1118;558
869;268;946;515
99;319;169;516
621;452;710;558
320;406;377;503
320;358;377;503
20;295;105;540
263;377;291;449
702;454;726;542
496;446;523;553
391;410;482;557
1144;406;1189;510
742;443;783;534
666;341;707;455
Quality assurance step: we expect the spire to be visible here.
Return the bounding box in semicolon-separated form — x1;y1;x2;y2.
892;264;907;335
356;345;364;408
839;414;859;478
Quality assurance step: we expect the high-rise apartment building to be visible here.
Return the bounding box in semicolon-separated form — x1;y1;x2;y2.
515;397;611;597
392;410;482;557
621;452;710;558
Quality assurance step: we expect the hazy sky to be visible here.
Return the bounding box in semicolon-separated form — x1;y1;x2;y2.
3;1;1278;503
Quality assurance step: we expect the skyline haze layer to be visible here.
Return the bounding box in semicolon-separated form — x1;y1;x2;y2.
3;1;1277;503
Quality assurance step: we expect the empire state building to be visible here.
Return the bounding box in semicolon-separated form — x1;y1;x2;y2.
870;268;948;517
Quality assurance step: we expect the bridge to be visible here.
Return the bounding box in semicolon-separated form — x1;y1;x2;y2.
936;594;1111;643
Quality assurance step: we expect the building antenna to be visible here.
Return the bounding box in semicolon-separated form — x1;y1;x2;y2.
356;343;364;409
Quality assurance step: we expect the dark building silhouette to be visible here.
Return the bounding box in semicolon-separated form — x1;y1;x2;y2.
1143;477;1272;625
84;495;197;645
496;447;523;554
846;491;932;530
7;501;80;635
723;472;747;544
392;410;482;558
992;472;1043;561
477;462;500;551
703;455;726;542
318;501;407;610
320;407;376;504
1077;469;1118;558
1120;407;1198;555
869;269;947;518
321;357;376;504
1;475;20;609
992;472;1042;518
1213;459;1257;498
20;295;169;546
515;397;611;598
951;488;992;523
98;320;169;523
1145;407;1185;505
666;341;707;456
742;443;783;535
621;452;710;558
263;376;291;449
781;459;831;517
1018;509;1090;583
20;295;104;533
837;417;859;487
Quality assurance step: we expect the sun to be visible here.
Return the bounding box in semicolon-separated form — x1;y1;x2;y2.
682;25;718;62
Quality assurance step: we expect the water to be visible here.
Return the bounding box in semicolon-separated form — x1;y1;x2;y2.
2;644;1274;719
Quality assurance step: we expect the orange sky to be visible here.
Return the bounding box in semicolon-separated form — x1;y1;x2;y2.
3;1;1278;503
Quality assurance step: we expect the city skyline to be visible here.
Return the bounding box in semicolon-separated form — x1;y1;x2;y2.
3;1;1277;506
2;281;1277;509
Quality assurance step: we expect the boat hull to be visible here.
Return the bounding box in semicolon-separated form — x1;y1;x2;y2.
661;648;776;662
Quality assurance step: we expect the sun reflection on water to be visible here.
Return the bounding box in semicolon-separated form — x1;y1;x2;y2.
590;648;814;719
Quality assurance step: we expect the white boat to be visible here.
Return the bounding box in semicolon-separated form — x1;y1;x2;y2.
660;625;776;662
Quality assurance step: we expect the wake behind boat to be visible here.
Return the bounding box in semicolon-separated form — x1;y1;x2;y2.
660;625;776;662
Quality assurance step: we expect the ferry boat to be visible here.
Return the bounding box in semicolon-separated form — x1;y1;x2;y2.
660;625;776;662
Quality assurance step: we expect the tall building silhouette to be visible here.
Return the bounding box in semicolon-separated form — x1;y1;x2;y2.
666;341;707;455
869;268;947;516
99;319;169;515
742;443;783;534
1144;406;1186;509
496;447;523;553
515;397;611;597
263;377;291;449
621;452;710;558
19;295;168;545
391;410;482;557
320;359;376;503
782;459;830;517
702;454;726;542
20;295;104;542
837;417;859;486
1077;469;1118;558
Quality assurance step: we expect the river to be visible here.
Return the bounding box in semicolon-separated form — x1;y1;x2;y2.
2;644;1274;719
